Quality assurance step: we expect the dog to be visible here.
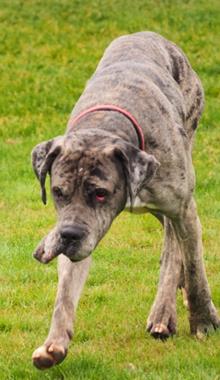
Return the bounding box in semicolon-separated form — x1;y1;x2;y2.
31;32;219;370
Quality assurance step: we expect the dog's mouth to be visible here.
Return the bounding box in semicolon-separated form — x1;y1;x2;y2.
63;241;85;262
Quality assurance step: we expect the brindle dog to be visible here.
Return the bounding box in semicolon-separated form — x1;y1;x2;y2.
31;32;219;369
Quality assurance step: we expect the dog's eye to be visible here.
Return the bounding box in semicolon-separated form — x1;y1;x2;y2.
52;187;64;199
95;188;108;202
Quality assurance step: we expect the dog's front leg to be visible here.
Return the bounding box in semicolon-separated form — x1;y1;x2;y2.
32;254;91;370
147;217;182;339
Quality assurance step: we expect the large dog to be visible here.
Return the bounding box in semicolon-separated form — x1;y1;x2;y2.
31;32;219;369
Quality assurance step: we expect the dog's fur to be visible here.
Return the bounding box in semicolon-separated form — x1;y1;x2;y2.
31;32;219;370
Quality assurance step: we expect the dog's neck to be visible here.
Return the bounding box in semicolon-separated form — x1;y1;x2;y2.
66;108;141;149
67;105;145;150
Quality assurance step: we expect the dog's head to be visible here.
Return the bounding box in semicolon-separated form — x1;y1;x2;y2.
31;134;159;263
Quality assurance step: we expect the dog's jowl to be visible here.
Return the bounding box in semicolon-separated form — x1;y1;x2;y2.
31;32;219;370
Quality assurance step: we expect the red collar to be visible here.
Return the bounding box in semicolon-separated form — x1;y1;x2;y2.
67;104;145;150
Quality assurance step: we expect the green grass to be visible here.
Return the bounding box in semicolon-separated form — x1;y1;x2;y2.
1;0;220;378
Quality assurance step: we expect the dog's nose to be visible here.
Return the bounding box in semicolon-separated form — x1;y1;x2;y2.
60;226;85;241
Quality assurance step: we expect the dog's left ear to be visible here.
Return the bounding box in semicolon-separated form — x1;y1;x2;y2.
31;136;64;204
106;143;160;208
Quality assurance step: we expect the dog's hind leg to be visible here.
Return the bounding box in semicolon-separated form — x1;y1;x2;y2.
32;254;91;370
173;197;220;336
147;216;183;339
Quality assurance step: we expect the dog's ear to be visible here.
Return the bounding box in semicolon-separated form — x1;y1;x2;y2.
31;136;64;204
105;143;160;208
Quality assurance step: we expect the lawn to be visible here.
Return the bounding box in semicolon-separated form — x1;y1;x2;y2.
0;0;220;379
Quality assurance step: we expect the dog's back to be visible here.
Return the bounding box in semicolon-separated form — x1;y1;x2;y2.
74;32;204;142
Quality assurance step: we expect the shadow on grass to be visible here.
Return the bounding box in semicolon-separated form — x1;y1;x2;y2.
8;355;133;380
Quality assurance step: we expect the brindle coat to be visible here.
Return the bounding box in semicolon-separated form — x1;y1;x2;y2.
31;32;219;370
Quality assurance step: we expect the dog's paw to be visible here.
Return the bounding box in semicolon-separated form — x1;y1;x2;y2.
147;302;176;340
32;343;67;370
189;302;220;338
